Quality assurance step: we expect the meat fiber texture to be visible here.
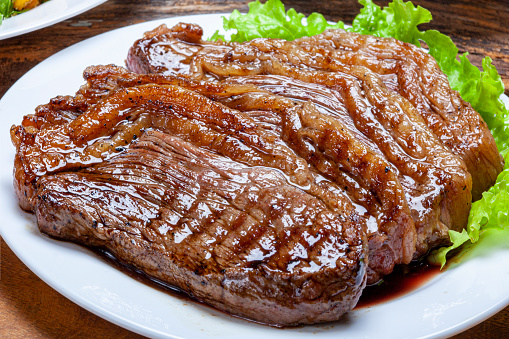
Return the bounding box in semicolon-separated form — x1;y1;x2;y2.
10;65;368;326
125;23;503;284
92;66;418;285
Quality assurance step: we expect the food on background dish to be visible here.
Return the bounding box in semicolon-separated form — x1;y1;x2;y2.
9;0;509;328
13;0;41;10
0;0;47;24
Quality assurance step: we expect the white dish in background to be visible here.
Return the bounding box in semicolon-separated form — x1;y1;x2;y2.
0;0;107;40
1;14;509;339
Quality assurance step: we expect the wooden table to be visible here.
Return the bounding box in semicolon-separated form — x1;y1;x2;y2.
1;0;508;337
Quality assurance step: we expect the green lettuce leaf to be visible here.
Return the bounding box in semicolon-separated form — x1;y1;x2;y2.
349;0;431;46
212;0;509;267
432;157;509;267
211;0;343;42
0;0;14;24
421;30;509;154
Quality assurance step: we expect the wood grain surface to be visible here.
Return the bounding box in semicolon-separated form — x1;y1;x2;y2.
1;0;508;338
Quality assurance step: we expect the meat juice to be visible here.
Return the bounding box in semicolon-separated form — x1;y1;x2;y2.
92;245;441;313
91;247;195;302
355;260;441;309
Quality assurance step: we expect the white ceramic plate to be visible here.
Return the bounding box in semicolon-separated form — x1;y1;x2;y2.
0;0;107;40
1;14;509;339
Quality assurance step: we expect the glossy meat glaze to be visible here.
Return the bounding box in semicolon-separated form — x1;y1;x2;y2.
10;22;502;326
11;65;368;326
125;23;501;283
294;31;503;201
128;23;502;201
87;65;417;284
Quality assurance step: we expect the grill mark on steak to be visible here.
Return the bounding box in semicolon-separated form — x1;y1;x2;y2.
219;74;469;255
219;92;416;277
34;130;367;326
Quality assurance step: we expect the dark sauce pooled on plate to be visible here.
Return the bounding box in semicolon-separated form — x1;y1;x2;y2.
91;244;441;314
91;247;192;302
355;260;441;309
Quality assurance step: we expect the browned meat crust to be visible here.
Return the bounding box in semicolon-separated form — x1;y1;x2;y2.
78;64;419;283
288;30;503;201
35;131;366;326
11;69;367;326
128;23;502;201
126;24;479;280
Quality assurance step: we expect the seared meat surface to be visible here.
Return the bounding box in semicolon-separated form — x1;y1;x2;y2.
128;23;502;201
11;67;367;326
35;131;366;326
294;31;503;200
79;65;419;283
11;22;502;326
126;23;484;281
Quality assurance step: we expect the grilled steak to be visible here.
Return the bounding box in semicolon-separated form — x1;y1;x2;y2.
79;64;419;284
11;70;368;326
11;22;502;326
126;24;482;280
